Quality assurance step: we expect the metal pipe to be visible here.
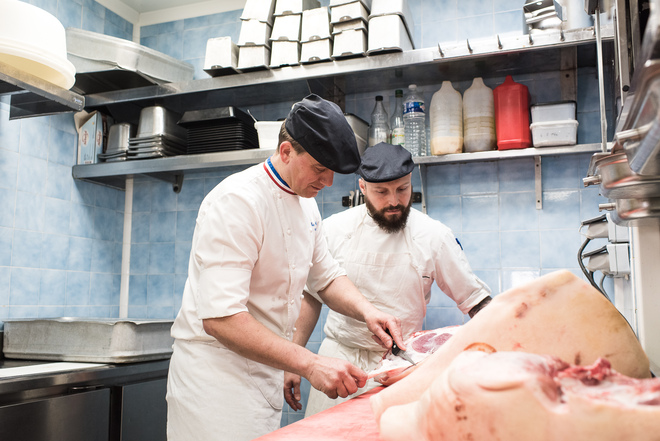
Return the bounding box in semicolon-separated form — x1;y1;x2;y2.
595;7;609;152
119;176;134;318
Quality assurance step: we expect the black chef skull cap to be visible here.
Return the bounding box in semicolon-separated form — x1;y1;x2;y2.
358;142;415;183
285;94;360;174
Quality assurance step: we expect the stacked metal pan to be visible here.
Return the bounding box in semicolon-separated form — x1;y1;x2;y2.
177;106;259;154
128;106;187;159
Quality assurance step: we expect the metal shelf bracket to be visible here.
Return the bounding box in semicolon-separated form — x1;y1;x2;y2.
535;155;543;210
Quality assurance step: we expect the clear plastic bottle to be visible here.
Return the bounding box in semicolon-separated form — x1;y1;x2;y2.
367;95;390;147
463;77;496;152
403;84;427;157
429;81;463;155
390;89;405;147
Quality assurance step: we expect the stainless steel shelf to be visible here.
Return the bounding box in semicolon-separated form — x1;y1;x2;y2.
0;60;84;120
83;26;614;124
73;144;604;190
415;143;605;165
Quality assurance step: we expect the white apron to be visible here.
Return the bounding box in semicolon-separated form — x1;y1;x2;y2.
167;339;283;441
305;212;425;417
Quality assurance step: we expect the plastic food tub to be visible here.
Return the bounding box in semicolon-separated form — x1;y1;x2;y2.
530;119;579;147
0;0;75;89
531;101;577;123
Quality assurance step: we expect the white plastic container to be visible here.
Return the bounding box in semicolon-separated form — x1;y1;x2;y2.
301;7;332;41
0;0;76;89
332;18;367;33
238;45;271;69
204;37;239;70
330;1;369;24
300;38;332;63
271;14;302;41
463;77;496;152
241;0;277;23
367;14;413;54
332;28;366;58
530;120;579;147
531;101;577;123
255;121;283;148
269;40;300;66
430;81;463;155
238;19;272;46
274;0;320;15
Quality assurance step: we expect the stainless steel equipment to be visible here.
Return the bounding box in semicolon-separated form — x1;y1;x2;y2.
2;318;174;363
66;28;194;95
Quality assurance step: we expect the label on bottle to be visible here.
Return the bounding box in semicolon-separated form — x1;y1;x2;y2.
391;128;405;145
404;101;425;115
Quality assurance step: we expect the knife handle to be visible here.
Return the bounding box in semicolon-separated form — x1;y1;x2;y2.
385;329;401;355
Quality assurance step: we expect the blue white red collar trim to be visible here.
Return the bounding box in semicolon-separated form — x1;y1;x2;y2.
264;157;295;195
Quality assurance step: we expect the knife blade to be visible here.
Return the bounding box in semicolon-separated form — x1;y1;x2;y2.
386;329;416;365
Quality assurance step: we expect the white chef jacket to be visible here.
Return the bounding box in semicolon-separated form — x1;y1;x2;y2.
167;162;345;441
305;204;491;417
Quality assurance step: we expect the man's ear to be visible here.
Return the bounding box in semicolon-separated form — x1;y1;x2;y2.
358;178;366;194
279;141;293;164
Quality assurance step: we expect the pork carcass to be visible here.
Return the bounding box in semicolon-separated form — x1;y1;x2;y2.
379;351;660;441
368;326;460;386
371;270;650;420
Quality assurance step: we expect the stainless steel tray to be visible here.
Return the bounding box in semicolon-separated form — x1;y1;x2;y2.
66;28;194;94
2;318;174;363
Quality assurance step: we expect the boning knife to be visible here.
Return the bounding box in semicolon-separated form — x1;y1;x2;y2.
386;329;416;365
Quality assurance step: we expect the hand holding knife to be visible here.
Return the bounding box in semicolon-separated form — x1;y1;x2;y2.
386;329;416;365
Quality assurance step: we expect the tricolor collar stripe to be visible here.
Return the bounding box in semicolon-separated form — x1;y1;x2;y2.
264;158;295;195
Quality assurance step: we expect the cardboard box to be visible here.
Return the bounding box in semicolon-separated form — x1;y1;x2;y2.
75;111;112;164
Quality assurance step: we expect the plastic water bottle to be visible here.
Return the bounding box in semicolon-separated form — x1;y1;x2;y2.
367;95;390;147
403;84;427;157
429;81;463;155
463;77;496;152
390;89;405;147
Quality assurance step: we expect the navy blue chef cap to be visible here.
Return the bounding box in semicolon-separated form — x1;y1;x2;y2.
358;142;415;182
285;94;360;174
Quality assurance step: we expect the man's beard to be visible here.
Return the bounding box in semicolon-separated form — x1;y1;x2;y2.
364;194;413;233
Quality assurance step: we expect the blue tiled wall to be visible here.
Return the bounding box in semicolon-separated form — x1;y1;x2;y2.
0;0;132;323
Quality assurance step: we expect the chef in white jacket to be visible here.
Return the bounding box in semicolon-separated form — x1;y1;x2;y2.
166;96;406;441
283;142;492;417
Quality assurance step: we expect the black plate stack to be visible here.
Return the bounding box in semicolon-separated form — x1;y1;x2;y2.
178;107;259;154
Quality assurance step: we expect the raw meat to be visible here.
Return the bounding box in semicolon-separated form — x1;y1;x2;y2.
379;351;660;441
368;326;460;386
370;270;651;420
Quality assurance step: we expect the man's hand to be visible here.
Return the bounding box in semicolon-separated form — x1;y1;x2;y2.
304;355;367;400
365;311;406;352
284;372;303;411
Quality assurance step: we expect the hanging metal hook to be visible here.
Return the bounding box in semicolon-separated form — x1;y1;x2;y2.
560;28;565;41
466;39;473;53
528;32;534;45
437;42;444;57
497;34;503;50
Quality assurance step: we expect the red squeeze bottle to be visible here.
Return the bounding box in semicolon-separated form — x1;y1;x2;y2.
493;75;531;150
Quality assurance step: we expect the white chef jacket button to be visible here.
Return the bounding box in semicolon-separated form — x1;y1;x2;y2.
290;299;295;305
300;294;305;299
291;264;296;269
309;262;313;267
293;327;297;332
287;229;291;235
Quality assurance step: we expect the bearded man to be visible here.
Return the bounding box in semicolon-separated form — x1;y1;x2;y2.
283;142;493;417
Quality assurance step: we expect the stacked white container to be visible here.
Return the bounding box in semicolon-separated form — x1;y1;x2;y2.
429;81;463;155
329;0;371;58
270;0;320;67
238;0;276;69
300;7;333;63
529;101;578;147
463;77;496;152
367;0;414;54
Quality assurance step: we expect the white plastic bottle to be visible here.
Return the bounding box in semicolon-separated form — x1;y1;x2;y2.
367;95;390;147
390;89;405;146
429;80;463;155
403;84;427;157
463;77;496;152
